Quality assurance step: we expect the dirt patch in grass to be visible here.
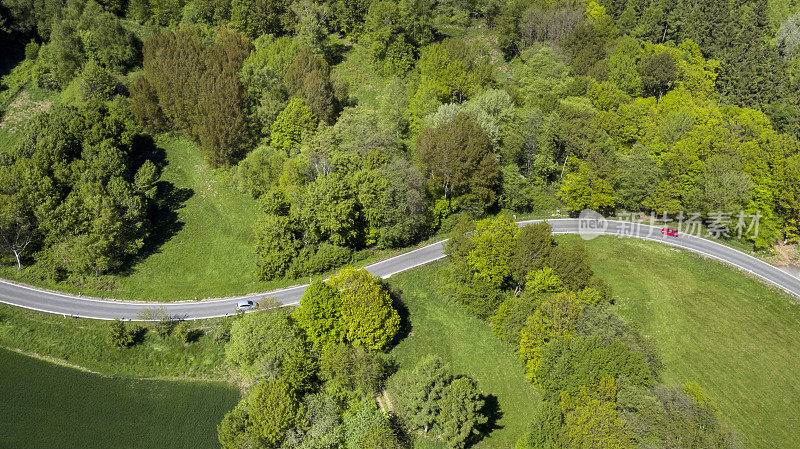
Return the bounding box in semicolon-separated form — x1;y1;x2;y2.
0;90;52;134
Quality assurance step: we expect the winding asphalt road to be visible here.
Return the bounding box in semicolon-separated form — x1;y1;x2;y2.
0;219;798;320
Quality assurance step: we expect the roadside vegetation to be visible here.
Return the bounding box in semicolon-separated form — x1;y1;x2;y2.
0;303;230;378
1;229;798;446
581;235;800;449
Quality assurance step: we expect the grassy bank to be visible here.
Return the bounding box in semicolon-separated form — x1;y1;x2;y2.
386;262;540;448
0;303;229;379
0;348;238;449
576;235;800;449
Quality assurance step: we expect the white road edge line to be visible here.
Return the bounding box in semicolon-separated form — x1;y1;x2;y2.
1;219;797;319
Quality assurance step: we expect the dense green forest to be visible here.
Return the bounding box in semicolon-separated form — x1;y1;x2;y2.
2;0;800;283
0;0;798;445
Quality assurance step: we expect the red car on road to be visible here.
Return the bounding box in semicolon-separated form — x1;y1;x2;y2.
661;228;679;237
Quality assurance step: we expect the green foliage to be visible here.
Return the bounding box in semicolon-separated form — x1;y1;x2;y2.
558;378;637;449
319;342;388;397
238;34;300;136
0;191;36;271
1;100;150;277
291;0;331;55
225;309;312;384
444;217;597;321
639;52;678;99
466;215;517;288
247;379;305;447
390;354;487;448
270;97;318;154
254;215;300;281
107;319;132;348
343;400;403;449
558;161;616;215
230;0;291;39
491;293;541;346
515;400;562;449
299;173;360;247
410;39;493;129
218;404;254;449
284;48;338;124
78;60;116;102
294;280;344;347
518;292;583;382
547;241;594;292
77;4;140;72
133;28;252;167
285;392;345;448
512;222;555;287
392;354;452;433
34;22;85;89
293;268;402;351
437;376;487;449
535;335;655;400
173;320;191;343
416;113;500;212
329;267;401;350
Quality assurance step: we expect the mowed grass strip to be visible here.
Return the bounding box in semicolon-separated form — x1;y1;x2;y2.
575;235;800;449
386;263;540;449
0;348;239;449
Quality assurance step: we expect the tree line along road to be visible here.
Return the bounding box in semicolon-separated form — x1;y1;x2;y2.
0;219;798;320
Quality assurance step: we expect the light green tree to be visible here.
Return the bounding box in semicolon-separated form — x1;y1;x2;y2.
519;292;583;382
558;162;616;215
466;215;517;288
329;267;400;350
225;309;310;381
271;97;318;154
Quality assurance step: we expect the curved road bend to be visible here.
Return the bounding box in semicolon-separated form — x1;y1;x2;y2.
0;219;797;320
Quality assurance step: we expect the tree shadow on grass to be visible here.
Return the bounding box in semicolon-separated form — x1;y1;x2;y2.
129;324;148;346
186;328;204;343
469;393;503;448
387;286;412;350
117;135;194;276
117;181;193;276
324;39;350;67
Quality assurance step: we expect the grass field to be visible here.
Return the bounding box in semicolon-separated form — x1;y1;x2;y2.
112;135;265;300
0;303;230;379
0;348;238;449
386;263;540;448
574;235;800;449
